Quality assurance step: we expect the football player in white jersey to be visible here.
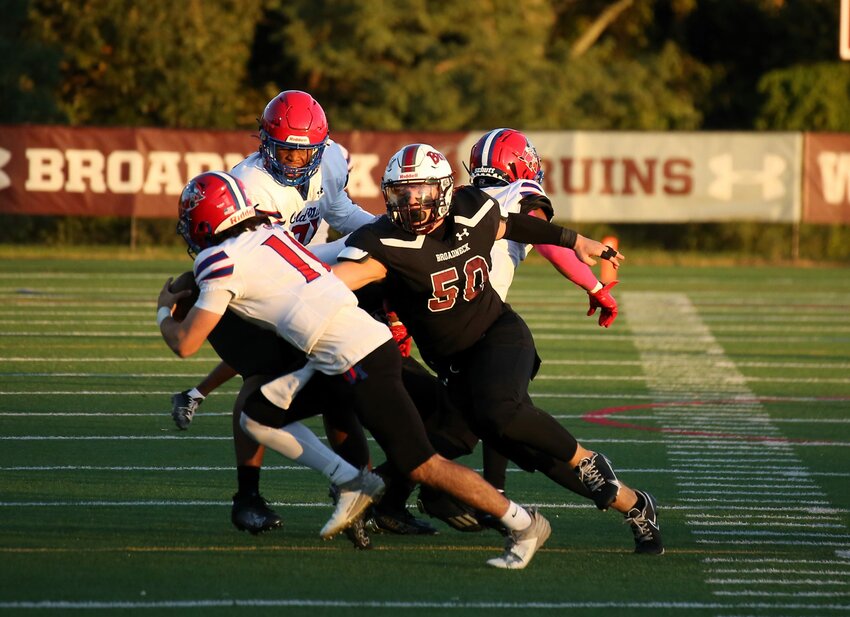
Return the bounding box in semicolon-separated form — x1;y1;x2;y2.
158;170;553;568
159;171;387;540
169;91;379;533
469;128;618;318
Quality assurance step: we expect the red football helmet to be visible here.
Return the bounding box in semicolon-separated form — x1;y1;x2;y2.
468;128;544;187
177;171;257;256
382;144;454;235
259;90;329;187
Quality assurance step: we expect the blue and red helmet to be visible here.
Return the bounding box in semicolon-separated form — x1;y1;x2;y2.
259;90;329;187
177;171;256;256
468;128;544;187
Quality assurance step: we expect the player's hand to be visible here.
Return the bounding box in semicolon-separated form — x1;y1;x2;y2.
158;277;192;313
587;281;619;328
386;311;412;358
573;235;624;269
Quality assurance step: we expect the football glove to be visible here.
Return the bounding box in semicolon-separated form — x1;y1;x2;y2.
385;311;412;358
587;281;619;328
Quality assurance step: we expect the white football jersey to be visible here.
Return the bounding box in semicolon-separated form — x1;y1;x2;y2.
231;140;376;246
192;223;390;373
481;180;548;301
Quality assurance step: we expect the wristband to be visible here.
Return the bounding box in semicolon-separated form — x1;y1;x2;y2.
558;227;577;249
156;306;172;327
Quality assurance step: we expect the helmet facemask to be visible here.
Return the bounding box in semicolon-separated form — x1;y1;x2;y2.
384;179;451;235
260;134;327;187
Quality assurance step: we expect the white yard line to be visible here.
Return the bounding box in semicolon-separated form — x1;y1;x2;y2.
0;599;847;611
622;290;850;604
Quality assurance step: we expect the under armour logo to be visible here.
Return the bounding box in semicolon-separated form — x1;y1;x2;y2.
0;149;10;191
456;228;469;241
708;154;786;201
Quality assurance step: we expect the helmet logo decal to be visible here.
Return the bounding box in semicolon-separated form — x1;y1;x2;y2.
427;150;445;165
183;181;204;210
517;145;540;175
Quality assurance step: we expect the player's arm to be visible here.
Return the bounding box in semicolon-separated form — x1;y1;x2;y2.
157;278;224;357
527;209;601;292
324;192;378;235
321;145;378;234
331;255;388;291
512;210;620;328
497;213;623;270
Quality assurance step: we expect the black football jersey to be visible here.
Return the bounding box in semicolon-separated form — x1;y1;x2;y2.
341;185;506;363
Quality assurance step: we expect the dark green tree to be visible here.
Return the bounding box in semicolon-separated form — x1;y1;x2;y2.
249;0;710;131
26;0;263;128
0;0;64;123
756;63;850;130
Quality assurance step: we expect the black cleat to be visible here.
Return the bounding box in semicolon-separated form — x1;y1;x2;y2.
329;484;373;549
575;452;622;510
365;505;438;536
231;492;283;535
171;390;203;430
626;491;664;555
343;515;372;550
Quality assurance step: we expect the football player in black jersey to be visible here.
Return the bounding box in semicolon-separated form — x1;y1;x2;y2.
161;170;555;569
334;143;663;555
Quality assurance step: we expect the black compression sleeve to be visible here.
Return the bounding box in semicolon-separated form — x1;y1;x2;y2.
503;212;577;249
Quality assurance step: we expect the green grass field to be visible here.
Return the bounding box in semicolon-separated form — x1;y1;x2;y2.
1;251;848;616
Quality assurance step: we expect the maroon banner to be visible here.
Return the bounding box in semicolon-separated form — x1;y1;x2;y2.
0;125;258;217
4;124;847;223
0;125;466;218
803;132;850;224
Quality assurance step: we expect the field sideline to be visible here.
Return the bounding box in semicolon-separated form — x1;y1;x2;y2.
0;253;848;616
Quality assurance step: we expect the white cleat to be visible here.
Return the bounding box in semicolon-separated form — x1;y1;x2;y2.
320;469;385;540
486;507;551;570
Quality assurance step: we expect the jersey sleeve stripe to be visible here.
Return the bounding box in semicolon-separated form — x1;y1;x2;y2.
196;250;229;273
197;265;234;283
518;180;544;195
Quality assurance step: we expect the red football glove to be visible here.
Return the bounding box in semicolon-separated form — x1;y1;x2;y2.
587;281;619;328
385;311;412;357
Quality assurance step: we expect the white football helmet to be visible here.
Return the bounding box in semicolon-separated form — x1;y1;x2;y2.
381;143;454;234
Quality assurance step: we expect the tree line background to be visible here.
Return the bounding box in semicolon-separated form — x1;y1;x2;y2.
2;0;848;261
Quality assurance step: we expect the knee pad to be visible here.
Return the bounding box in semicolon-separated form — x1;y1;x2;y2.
243;388;287;428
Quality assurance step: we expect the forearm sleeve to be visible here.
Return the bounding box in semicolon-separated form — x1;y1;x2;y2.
503;212;577;249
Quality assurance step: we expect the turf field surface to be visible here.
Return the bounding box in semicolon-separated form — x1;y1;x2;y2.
0;254;848;616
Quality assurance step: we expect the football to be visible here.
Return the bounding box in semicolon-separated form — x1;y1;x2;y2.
169;270;199;321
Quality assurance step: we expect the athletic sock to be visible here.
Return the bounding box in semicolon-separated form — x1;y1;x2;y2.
187;387;205;400
236;465;260;496
499;500;533;531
